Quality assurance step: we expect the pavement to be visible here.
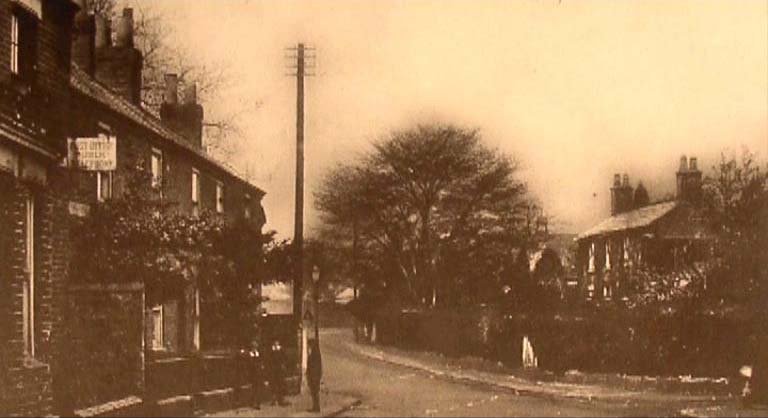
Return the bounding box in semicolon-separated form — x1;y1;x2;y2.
321;329;723;416
679;403;768;418
344;333;730;406
339;330;768;417
204;387;361;418
203;328;764;417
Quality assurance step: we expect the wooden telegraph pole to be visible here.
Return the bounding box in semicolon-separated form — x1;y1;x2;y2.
286;42;315;393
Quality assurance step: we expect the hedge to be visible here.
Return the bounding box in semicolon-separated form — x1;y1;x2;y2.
371;304;761;378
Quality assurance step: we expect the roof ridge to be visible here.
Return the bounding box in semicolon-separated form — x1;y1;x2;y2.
69;65;264;196
578;200;678;239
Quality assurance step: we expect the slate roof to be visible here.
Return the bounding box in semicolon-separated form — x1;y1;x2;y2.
69;65;264;197
578;200;678;239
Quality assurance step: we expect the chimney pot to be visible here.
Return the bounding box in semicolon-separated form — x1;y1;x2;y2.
164;74;179;105
622;173;630;187
115;8;135;48
94;14;111;49
613;174;621;187
689;157;698;171
183;83;197;105
72;2;95;74
679;155;688;172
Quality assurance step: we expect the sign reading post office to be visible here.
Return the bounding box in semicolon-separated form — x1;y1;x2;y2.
68;135;117;171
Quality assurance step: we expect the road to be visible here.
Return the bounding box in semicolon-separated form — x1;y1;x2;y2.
319;329;698;417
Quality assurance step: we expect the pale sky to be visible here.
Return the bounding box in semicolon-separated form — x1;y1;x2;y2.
129;0;767;237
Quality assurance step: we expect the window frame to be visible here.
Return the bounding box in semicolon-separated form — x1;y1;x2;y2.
150;304;164;351
23;193;35;358
191;168;200;216
96;171;113;202
10;6;38;84
215;181;224;214
193;288;200;350
244;193;251;219
10;12;19;75
150;147;163;191
95;126;114;201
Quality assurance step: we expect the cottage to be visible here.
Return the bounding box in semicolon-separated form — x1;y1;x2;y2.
576;156;714;300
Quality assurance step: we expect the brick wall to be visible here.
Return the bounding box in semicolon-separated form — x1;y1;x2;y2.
55;284;144;414
0;0;75;151
0;172;71;416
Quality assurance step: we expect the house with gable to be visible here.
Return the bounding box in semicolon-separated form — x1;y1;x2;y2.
576;156;715;300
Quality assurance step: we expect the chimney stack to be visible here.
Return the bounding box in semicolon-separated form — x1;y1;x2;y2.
115;8;135;48
164;73;179;105
72;0;96;74
160;77;204;149
94;8;143;105
676;154;702;203
611;172;634;215
94;14;110;49
183;83;197;105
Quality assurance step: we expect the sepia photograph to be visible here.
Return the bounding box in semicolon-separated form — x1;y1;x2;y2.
0;0;766;416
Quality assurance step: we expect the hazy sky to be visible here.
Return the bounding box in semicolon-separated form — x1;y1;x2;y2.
132;0;767;237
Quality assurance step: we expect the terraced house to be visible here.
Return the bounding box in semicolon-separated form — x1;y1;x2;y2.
1;1;267;415
0;0;78;415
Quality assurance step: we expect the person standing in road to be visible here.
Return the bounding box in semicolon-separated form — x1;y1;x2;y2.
248;341;262;410
306;339;323;412
268;339;289;406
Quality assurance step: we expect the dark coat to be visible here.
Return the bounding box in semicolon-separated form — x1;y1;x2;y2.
307;343;322;389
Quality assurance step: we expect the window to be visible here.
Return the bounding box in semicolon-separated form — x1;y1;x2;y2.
150;305;164;350
215;181;224;213
10;8;38;83
150;148;163;190
11;13;19;74
96;126;113;201
191;168;200;216
23;194;35;357
97;171;113;202
244;193;251;219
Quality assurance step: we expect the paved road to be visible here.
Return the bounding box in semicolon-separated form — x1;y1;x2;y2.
319;329;696;417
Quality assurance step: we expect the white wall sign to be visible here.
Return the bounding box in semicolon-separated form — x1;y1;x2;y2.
68;135;116;171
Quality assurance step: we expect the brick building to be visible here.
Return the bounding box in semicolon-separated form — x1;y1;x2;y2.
0;0;78;415
1;0;267;415
68;5;265;357
576;156;714;300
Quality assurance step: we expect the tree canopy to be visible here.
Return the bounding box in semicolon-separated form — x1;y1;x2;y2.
315;124;546;308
